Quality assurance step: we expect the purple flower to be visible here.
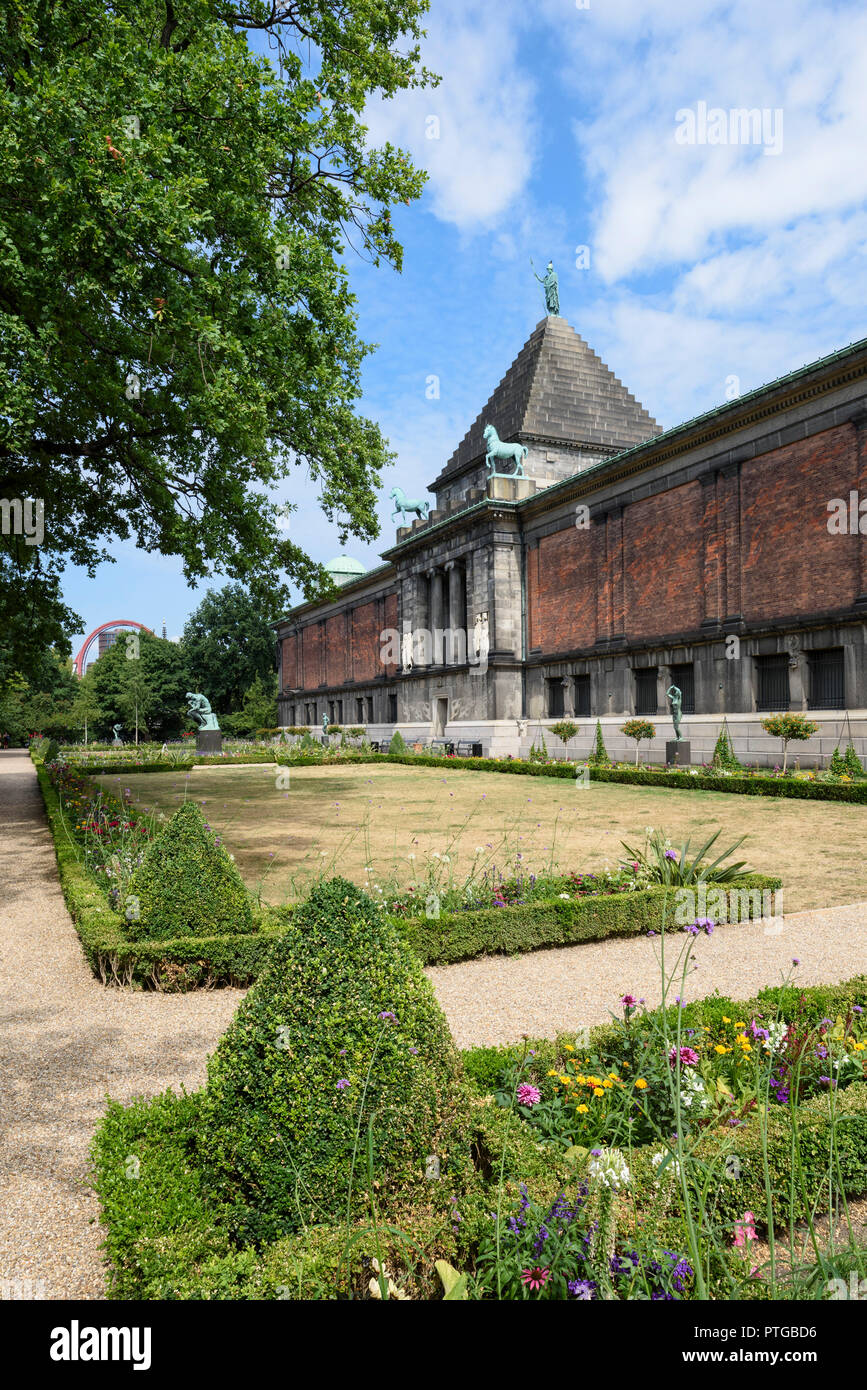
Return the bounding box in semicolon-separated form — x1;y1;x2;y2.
336;1079;350;1090
378;1011;397;1022
517;1083;541;1107
621;994;638;1008
792;958;801;966
568;1279;595;1300
664;850;678;861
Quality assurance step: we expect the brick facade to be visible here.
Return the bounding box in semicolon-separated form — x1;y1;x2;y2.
275;318;867;764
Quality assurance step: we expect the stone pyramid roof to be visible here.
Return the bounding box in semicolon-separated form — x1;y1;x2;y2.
432;315;662;486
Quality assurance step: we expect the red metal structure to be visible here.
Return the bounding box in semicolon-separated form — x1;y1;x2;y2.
73;620;153;677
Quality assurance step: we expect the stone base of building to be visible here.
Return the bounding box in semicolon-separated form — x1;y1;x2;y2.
281;713;867;771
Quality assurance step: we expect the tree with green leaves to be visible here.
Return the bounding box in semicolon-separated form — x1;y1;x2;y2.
621;718;656;766
86;629;190;739
182;583;279;714
0;0;435;680
221;672;278;737
760;713;818;774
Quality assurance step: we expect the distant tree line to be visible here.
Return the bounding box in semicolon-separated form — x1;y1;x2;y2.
0;584;279;744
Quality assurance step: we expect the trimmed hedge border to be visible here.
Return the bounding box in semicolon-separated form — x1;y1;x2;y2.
57;747;867;803
391;873;782;967
35;760;782;986
36;763;286;988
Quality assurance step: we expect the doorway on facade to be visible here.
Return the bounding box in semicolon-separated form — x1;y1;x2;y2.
433;697;448;738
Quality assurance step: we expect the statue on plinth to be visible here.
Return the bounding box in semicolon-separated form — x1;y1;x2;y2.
389;486;430;527
531;258;560;316
666;684;684;741
186;692;220;732
112;723;124;747
483;424;528;478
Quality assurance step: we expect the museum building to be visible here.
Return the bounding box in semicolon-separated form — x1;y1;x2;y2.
274;313;867;765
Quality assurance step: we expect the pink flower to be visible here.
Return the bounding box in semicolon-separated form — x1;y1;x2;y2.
668;1046;700;1067
517;1083;541;1107
520;1266;550;1291
734;1212;757;1247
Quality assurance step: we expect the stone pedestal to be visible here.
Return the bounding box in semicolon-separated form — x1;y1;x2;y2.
666;740;689;767
196;730;222;755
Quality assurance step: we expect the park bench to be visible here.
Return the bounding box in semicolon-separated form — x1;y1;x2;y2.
430;739;455;756
456;740;483;757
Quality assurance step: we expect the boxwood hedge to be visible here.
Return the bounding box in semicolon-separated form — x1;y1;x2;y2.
197;878;464;1237
126;801;254;941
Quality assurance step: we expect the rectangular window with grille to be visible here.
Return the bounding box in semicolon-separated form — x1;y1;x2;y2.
808;648;844;709
546;678;564;717
756;654;790;710
574;674;591;718
634;668;658;715
669;663;695;714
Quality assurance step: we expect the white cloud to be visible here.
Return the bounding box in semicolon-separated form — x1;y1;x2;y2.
540;0;867;286
363;0;537;231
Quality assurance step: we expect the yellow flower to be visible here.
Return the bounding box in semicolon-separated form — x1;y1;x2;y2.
547;1069;559;1077
607;1072;619;1081
560;1075;572;1085
854;1041;866;1052
564;1043;575;1052
722;1016;731;1024
576;1104;589;1114
735;1022;745;1029
634;1078;648;1089
593;1087;605;1097
714;1044;730;1054
602;1079;614;1089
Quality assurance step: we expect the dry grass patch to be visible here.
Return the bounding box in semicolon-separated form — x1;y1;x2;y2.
95;763;867;911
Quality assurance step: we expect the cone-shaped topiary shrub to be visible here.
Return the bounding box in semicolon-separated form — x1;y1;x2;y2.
587;719;610;766
197;876;462;1238
126;800;254;940
388;728;407;753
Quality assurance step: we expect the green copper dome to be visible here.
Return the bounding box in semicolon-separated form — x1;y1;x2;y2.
324;555;366;586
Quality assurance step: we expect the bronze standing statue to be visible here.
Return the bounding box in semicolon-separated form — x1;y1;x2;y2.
666;684;684;741
531;258;560;316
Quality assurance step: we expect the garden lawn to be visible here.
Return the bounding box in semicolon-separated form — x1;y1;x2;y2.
94;762;866;911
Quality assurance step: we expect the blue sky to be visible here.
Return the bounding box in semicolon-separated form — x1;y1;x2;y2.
63;0;867;656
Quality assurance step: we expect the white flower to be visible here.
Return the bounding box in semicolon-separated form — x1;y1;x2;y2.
588;1147;630;1190
442;855;451;863
407;853;416;860
558;893;570;900
474;846;484;854
432;852;441;860
652;1150;681;1181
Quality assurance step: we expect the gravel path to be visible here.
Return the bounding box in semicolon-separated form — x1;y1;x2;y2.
0;751;243;1300
426;901;867;1049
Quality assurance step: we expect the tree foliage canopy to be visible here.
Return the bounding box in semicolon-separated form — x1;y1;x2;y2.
182;581;277;713
0;0;434;678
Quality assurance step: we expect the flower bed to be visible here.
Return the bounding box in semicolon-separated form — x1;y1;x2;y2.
89;881;867;1301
